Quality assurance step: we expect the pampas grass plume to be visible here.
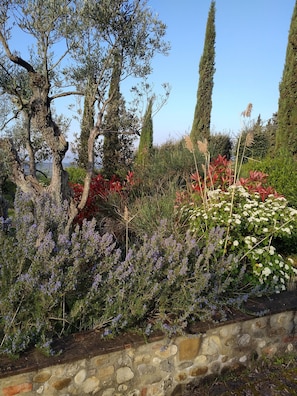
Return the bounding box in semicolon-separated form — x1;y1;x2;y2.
184;135;194;153
241;103;253;118
245;131;254;147
124;206;129;223
197;138;208;155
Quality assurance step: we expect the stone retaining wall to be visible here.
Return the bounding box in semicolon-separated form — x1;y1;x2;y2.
1;308;297;396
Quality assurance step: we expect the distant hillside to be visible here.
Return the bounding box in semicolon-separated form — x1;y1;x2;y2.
24;162;74;178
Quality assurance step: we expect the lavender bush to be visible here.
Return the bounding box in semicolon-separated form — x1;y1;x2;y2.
0;191;121;355
0;191;276;356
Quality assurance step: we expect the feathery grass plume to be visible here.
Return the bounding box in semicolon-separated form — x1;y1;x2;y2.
236;103;254;181
241;103;253;118
184;135;194;153
245;131;254;148
197;138;208;155
123;205;129;223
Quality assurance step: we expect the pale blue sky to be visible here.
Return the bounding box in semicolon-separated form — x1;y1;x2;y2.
4;0;296;150
145;0;296;144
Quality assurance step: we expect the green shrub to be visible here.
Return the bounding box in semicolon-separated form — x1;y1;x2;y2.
66;166;87;184
240;150;297;209
128;139;205;238
234;128;270;163
133;139;203;195
129;180;177;237
240;150;297;254
37;173;51;187
209;133;232;160
2;180;16;207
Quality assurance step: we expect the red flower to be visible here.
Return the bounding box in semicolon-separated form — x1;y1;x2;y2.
177;154;282;206
69;173;126;224
126;171;135;186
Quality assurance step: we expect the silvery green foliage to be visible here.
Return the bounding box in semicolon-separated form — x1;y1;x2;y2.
0;191;264;356
0;191;119;355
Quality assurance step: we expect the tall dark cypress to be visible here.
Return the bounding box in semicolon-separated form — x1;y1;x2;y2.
276;1;297;156
135;97;154;166
78;78;95;169
190;1;216;143
102;53;122;178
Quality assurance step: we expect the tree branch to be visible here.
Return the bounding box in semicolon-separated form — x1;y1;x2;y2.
0;110;21;130
1;138;42;196
49;91;84;101
0;31;35;73
49;47;71;72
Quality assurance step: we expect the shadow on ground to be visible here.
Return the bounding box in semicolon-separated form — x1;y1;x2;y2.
182;353;297;395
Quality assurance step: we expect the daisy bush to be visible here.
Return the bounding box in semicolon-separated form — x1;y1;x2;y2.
177;153;297;293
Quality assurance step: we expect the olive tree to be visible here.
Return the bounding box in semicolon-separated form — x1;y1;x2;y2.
0;0;168;229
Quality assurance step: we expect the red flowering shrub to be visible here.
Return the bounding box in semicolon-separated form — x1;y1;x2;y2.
185;155;281;204
70;172;135;224
238;170;282;201
191;154;234;194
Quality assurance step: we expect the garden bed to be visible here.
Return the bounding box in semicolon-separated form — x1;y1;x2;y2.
1;290;296;380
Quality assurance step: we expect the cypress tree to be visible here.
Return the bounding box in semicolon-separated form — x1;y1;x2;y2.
102;53;122;178
266;112;278;156
276;0;297;155
190;1;216;143
135;97;154;166
78;78;95;169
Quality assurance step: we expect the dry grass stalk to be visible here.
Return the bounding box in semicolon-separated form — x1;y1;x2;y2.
241;103;253;118
224;103;253;254
123;205;129;223
119;205;137;257
184;135;194;153
184;135;207;209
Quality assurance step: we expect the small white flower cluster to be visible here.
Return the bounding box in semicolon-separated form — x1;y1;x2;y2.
180;186;297;292
250;246;297;292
